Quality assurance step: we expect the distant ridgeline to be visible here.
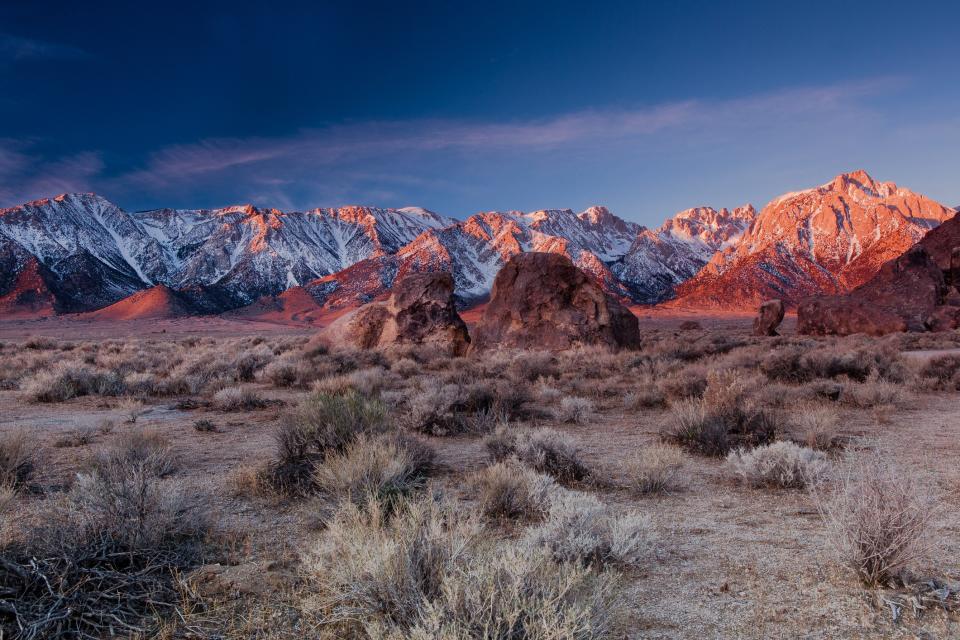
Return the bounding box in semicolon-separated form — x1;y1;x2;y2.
0;171;955;320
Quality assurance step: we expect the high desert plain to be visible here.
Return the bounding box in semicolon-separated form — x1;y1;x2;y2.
3;1;960;638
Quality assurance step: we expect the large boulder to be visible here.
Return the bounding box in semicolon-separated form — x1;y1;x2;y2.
752;299;785;336
471;252;640;351
319;272;470;355
798;246;945;336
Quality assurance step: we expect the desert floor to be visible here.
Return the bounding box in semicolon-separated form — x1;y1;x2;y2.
3;314;960;639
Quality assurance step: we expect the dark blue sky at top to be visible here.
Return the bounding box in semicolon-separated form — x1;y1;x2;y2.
1;0;958;223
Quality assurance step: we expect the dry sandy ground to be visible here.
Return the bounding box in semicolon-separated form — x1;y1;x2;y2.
3;320;960;638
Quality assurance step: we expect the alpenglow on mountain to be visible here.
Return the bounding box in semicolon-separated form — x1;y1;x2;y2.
670;170;957;309
0;171;955;317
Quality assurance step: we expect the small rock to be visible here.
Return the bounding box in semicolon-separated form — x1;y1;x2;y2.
752;299;784;336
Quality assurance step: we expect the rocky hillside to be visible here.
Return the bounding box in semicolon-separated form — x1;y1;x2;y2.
0;194;453;312
670;171;956;309
303;205;762;309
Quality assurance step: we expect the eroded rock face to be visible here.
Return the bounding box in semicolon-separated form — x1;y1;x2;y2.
320;272;469;355
671;170;955;310
752;299;785;336
471;252;640;351
798;246;945;336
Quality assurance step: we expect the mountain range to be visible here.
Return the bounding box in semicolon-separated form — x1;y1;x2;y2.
0;171;955;320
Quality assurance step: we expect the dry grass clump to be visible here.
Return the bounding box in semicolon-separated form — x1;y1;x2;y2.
657;365;708;401
262;356;305;387
760;344;907;384
159;343;278;396
0;445;207;638
93;429;178;479
0;483;15;513
486;427;591;484
305;493;626;638
790;403;841;450
193;418;217;433
23;335;58;350
816;450;939;586
0;431;37;491
918;354;960;389
525;490;656;567
266;391;388;495
534;380;563;404
23;362;125;402
390;356;420;377
211;386;269;411
647;331;747;363
53;426;97;449
555;396;595;424
622;443;686;495
623;387;667;410
507;350;559;382
312;433;434;509
118;397;147;423
727;441;829;489
841;378;910;409
469;460;556;522
663;370;777;456
124;371;160;396
403;379;531;436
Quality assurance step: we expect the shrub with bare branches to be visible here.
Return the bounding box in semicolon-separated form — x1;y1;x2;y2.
815;450;939;586
0;451;207;639
211;386;269;411
555;396;595;424
662;370;777;456
266;391;388;495
524;490;656;567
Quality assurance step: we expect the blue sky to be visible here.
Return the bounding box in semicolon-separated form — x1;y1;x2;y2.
1;0;958;224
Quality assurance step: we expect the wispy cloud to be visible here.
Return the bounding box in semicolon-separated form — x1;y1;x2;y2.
100;79;896;208
0;77;934;214
0;34;90;61
0;140;102;206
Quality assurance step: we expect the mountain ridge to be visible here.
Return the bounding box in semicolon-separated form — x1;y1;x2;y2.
0;171;954;319
668;170;956;309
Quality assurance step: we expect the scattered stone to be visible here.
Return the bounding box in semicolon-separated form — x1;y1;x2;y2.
752;299;785;336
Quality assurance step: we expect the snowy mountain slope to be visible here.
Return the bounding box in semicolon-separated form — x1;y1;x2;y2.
671;170;957;308
1;171;952;317
303;205;750;308
0;195;456;311
611;205;757;302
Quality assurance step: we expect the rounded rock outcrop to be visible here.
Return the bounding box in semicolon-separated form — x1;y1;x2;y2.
470;252;640;351
319;272;469;355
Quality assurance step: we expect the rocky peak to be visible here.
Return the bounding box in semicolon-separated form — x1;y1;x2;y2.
670;170;957;309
